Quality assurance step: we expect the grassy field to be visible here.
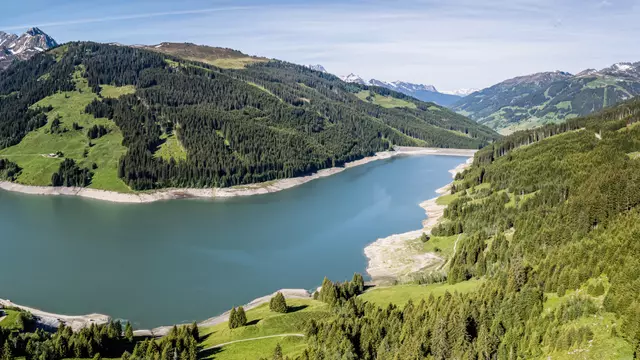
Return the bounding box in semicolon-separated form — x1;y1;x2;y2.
358;278;484;308
436;192;459;206
210;57;267;69
201;336;307;360
0;67;132;192
199;299;330;351
155;133;187;162
0;309;23;331
420;234;459;259
101;85;135;99
355;90;417;109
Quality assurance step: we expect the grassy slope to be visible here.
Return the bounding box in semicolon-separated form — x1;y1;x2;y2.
0;68;131;192
355;90;417;109
0;310;23;331
202;336;307;360
155;133;187;162
199;299;330;356
358;279;484;308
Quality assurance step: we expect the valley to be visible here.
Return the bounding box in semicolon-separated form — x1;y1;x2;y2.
1;15;640;360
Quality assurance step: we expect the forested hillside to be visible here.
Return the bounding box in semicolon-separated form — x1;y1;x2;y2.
454;64;640;133
293;99;640;359
0;42;497;191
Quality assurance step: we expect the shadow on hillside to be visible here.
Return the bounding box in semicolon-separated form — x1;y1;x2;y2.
199;347;222;359
287;304;308;313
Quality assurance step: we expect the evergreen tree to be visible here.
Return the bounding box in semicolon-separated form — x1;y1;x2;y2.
236;306;247;327
190;321;199;341
2;341;12;360
124;321;133;342
269;292;288;313
228;307;238;329
272;343;283;360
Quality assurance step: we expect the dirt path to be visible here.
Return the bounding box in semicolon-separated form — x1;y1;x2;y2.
439;234;462;271
201;334;305;351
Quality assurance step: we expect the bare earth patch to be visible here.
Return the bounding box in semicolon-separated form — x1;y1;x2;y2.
364;158;472;284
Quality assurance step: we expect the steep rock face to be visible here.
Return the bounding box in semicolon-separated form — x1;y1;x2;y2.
0;27;58;71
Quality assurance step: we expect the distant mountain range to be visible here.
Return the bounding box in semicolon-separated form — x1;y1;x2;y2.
441;88;479;97
452;62;640;133
305;65;472;107
0;27;57;71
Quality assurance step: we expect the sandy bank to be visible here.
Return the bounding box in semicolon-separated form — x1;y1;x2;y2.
0;147;475;204
364;157;473;284
0;298;110;332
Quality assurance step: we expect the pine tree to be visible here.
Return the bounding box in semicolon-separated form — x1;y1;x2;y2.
351;273;365;294
272;343;283;360
320;277;338;306
124;321;134;342
237;306;247;327
190;321;199;341
270;292;288;313
229;307;238;329
2;341;12;360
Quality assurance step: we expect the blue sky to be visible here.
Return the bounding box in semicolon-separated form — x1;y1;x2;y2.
2;0;639;91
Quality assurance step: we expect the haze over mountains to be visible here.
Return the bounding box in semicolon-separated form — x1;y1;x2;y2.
0;27;58;71
304;64;472;107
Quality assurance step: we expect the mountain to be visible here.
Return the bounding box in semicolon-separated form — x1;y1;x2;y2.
341;73;463;106
306;97;640;359
441;88;479;96
139;42;268;69
306;64;327;73
452;63;640;133
0;42;497;192
0;27;58;71
340;73;368;85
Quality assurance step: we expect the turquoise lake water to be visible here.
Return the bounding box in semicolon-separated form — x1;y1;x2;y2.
0;154;466;328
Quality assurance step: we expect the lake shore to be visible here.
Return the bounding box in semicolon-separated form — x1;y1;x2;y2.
1;289;313;336
0;152;474;334
364;157;472;284
0;147;475;204
0;298;110;332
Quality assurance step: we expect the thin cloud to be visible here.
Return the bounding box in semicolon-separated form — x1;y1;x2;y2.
0;6;257;31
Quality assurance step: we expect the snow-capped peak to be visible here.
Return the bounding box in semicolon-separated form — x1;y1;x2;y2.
0;27;58;71
340;73;367;85
391;81;438;93
441;88;480;96
614;63;633;72
306;64;327;73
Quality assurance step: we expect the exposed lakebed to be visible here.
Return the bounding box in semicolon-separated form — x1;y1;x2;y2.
0;154;466;328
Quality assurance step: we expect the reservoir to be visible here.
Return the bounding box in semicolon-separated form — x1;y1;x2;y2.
0;154;467;328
